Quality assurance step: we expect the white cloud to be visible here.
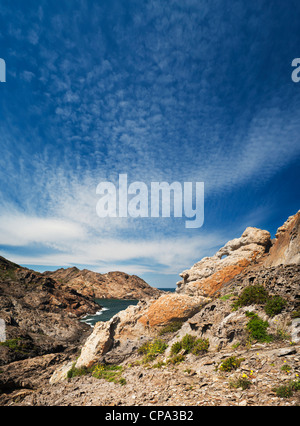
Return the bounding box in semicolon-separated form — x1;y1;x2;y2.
21;70;35;82
1;0;299;283
0;207;224;274
0;213;85;246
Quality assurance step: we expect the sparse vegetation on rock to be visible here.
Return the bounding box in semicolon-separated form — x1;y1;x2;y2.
170;334;209;360
0;211;299;406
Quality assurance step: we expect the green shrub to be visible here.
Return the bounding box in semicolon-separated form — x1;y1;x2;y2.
0;338;21;351
218;356;244;372
281;363;292;373
264;296;287;317
219;294;233;301
67;363;126;385
0;338;32;354
170;334;209;357
191;338;209;355
292;379;300;391
169;334;209;365
150;339;168;354
274;384;293;398
92;364;124;384
181;334;197;352
291;309;300;319
0;268;16;280
229;376;252;390
170;341;182;356
245;311;273;343
273;328;291;341
138;339;168;363
159;321;184;335
138;339;167;355
273;380;300;398
167;354;185;364
151;361;166;368
137;341;151;355
67;363;90;378
232;285;269;310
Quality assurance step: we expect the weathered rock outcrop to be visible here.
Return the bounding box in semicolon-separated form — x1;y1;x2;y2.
12;341;300;406
264;211;300;267
1;211;299;406
176;211;300;298
138;293;210;328
69;212;299;374
0;254;161;381
72;265;299;373
75;302;152;368
0;256;100;364
74;294;210;369
167;264;300;355
176;227;272;297
43;267;161;300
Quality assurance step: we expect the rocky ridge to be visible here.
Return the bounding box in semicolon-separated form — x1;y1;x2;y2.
0;257;100;366
43;267;162;300
70;212;299;371
264;210;300;267
1;211;299;406
176;226;272;297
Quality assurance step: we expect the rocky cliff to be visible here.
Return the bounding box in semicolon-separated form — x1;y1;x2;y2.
176;211;300;297
0;256;100;366
264;211;300;267
43;267;162;300
176;227;272;297
69;211;299;370
1;211;299;406
0;257;160;367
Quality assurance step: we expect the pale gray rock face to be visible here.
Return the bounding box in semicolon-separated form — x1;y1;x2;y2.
75;302;153;368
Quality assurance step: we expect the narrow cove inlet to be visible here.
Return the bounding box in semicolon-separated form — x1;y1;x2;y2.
80;288;175;327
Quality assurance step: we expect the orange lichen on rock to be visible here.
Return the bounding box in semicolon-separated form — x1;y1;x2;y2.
138;293;208;328
193;259;251;296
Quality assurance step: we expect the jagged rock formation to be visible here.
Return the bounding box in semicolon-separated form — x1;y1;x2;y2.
0;256;160;368
43;267;162;300
63;211;300;375
1;211;299;406
176;227;272;297
75;303;149;369
166;264;300;355
75;294;210;368
264;211;300;267
0;256;100;364
176;211;300;297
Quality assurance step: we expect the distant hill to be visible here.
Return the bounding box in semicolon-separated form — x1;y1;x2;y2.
43;267;162;300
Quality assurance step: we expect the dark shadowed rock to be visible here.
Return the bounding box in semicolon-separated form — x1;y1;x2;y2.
0;257;99;365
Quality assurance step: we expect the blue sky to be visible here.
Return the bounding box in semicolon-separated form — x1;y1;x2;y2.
0;0;299;288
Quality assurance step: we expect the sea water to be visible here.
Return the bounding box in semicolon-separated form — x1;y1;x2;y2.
80;288;175;327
